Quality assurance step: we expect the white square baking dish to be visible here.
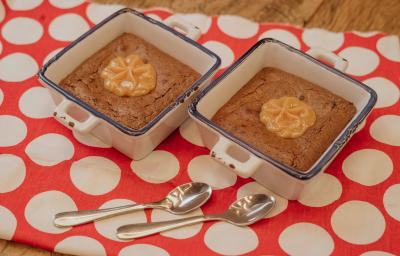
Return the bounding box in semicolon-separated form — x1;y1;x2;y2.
189;39;377;199
38;8;220;160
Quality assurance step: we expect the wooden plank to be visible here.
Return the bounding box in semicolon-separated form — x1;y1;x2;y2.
0;240;64;256
305;0;400;34
93;0;400;34
93;0;325;25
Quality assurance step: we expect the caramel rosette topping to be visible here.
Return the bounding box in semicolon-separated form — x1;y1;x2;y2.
260;96;316;138
101;54;156;97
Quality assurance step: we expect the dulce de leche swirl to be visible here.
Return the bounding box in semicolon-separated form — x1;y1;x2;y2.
260;96;316;138
101;54;156;97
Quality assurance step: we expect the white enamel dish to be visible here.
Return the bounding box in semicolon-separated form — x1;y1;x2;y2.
189;39;377;200
38;8;221;160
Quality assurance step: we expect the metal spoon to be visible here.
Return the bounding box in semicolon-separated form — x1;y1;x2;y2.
53;182;212;228
117;194;275;239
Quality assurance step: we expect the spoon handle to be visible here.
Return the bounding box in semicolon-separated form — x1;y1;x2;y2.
54;203;149;227
117;215;220;239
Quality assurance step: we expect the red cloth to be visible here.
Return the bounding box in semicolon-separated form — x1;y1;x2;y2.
0;1;399;255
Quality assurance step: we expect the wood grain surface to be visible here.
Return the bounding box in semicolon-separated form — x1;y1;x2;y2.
93;0;400;34
2;0;399;255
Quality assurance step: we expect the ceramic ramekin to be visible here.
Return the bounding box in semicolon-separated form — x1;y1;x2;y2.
189;39;377;199
38;8;221;160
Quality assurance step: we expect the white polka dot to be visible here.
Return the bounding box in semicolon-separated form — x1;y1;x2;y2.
0;88;3;106
25;190;77;234
43;47;63;65
376;35;400;62
119;244;169;256
0;115;27;147
0;206;17;240
353;31;379;38
55;236;106;256
361;251;395;256
0;2;4;22
202;41;234;68
49;13;89;41
173;13;211;34
279;222;334;256
72;130;112;148
299;173;342;207
370;115;400;146
383;184;400;222
151;208;203;239
0;154;26;193
95;199;146;241
204;222;258;255
342;149;393;186
5;0;42;10
0;41;2;55
302;28;344;51
86;3;125;24
0;53;38;82
25;133;74;166
331;200;385;244
70;156;121;195
188;155;237;189
19;87;55;118
179;119;204;147
217;15;258;39
237;182;287;217
363;77;399;108
338;47;379;76
2;17;43;45
258;29;301;49
131;150;179;183
49;0;84;9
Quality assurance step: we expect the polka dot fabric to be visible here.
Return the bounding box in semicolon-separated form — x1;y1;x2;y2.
0;1;399;255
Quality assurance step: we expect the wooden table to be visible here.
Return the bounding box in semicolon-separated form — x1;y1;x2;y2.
1;0;399;255
94;0;400;35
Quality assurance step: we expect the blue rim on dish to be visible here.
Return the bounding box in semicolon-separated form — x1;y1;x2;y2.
189;38;377;180
38;8;221;136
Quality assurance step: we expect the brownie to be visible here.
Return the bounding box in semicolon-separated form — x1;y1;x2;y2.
59;33;200;130
212;67;356;172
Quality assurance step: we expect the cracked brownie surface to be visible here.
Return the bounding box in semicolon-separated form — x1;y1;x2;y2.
59;33;200;130
212;67;356;172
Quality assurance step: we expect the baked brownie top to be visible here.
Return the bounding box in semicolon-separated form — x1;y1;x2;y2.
59;33;200;130
212;67;356;172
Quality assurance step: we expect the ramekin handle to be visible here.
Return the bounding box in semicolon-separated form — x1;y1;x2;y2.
164;15;201;41
210;136;262;178
53;99;99;134
307;47;348;72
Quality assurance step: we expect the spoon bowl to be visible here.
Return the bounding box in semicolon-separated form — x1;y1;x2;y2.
223;194;276;226
164;182;212;214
